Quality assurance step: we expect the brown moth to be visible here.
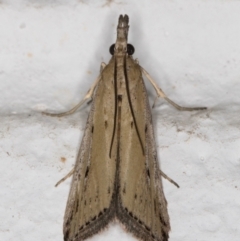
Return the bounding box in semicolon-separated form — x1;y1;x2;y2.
43;15;206;241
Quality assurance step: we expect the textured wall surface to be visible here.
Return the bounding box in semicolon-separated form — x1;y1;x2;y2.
1;1;240;241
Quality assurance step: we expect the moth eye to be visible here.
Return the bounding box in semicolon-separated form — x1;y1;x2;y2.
127;44;135;55
109;44;115;55
109;44;135;55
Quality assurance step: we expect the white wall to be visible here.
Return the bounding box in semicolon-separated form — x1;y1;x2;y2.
1;1;240;241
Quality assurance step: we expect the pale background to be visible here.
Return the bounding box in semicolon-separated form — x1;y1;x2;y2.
1;0;240;241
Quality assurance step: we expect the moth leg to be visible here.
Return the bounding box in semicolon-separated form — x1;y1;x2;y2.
141;67;207;111
100;62;107;71
42;63;107;117
55;168;75;187
42;75;101;117
159;170;179;188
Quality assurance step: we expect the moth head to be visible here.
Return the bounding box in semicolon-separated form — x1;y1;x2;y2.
112;14;133;56
109;43;135;56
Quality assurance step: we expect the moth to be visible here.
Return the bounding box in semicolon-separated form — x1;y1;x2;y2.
43;15;206;241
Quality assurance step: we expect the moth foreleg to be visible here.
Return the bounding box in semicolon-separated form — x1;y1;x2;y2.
141;67;207;111
42;76;100;117
100;62;107;72
42;63;107;117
